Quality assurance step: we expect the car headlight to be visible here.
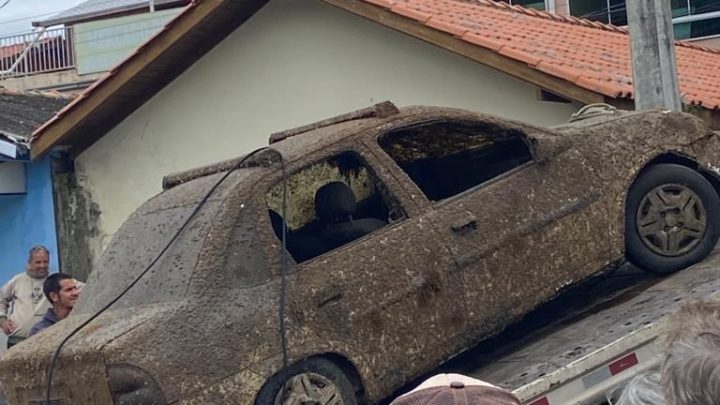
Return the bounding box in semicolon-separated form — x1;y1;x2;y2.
105;364;166;405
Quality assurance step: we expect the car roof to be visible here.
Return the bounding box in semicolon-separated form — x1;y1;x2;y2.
163;104;555;190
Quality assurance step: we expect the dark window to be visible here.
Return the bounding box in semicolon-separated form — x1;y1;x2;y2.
266;151;404;263
497;0;547;10
570;0;720;38
672;1;720;39
672;0;690;17
569;0;627;25
570;0;611;23
690;0;720;15
378;122;533;201
675;15;720;38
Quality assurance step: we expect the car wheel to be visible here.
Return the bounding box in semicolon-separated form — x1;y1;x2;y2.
625;163;720;274
255;357;359;405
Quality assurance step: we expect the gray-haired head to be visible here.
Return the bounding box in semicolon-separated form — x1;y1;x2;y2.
614;371;665;405
660;300;720;405
27;245;50;263
662;334;720;405
659;300;720;350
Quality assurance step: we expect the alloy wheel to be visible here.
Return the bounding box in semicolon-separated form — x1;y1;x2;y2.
274;372;344;405
636;183;707;257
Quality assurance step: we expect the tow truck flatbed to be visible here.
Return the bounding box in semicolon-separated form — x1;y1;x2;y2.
438;252;720;405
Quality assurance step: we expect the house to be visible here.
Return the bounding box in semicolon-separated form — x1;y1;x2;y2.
0;0;190;92
27;0;720;274
500;0;720;48
0;89;72;281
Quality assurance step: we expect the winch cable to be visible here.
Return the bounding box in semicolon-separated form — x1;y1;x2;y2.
45;146;273;403
279;155;290;368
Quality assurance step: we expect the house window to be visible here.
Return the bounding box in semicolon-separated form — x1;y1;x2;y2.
497;0;548;11
672;1;720;39
569;0;627;25
378;122;533;201
569;0;720;39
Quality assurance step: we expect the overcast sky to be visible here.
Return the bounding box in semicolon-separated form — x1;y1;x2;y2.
0;0;85;36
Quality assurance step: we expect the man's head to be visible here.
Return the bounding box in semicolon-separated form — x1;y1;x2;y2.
43;273;79;310
615;371;665;405
26;245;50;279
661;300;720;405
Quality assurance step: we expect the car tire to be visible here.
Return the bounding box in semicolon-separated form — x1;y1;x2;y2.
625;163;720;274
255;357;359;405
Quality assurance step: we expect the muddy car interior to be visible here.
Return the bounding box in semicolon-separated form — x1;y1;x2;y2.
379;122;533;201
266;151;403;262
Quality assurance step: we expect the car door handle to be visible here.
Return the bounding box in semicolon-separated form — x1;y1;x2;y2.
315;288;343;308
451;220;477;234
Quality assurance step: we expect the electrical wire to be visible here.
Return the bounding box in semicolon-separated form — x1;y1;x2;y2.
0;0;13;12
45;146;274;403
279;154;289;368
0;9;62;25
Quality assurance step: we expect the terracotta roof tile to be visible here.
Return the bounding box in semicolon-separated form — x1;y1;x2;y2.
390;4;432;22
368;0;720;109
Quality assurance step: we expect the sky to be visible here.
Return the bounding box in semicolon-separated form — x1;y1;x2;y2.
0;0;85;36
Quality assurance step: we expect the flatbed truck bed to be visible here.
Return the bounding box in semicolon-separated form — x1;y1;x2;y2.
437;251;720;405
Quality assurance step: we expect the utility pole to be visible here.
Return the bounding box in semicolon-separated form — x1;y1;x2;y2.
626;0;682;111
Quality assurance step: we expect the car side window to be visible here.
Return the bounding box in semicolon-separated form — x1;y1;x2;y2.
378;121;533;201
265;151;406;263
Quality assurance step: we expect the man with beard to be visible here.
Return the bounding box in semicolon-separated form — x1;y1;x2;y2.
0;246;52;348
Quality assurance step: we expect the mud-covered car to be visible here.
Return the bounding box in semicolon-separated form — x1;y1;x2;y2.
2;102;720;405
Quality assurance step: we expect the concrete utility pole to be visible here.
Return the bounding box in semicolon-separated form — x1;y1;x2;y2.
627;0;682;111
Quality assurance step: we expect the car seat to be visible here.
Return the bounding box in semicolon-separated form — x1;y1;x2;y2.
268;210;327;263
314;182;387;250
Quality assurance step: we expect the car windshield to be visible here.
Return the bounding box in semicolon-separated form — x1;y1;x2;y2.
74;170;255;314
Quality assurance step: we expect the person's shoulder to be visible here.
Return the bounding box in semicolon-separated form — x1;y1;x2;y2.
4;272;28;286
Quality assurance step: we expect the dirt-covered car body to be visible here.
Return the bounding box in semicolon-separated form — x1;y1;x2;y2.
1;105;719;405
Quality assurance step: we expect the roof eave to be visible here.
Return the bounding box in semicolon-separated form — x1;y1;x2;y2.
32;0;189;27
30;0;270;159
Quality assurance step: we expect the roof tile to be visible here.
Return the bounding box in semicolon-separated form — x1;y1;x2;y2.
498;46;542;67
390;4;432;22
372;0;720;109
426;17;468;37
364;0;396;7
461;32;504;51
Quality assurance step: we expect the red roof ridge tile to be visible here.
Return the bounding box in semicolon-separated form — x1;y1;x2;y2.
675;40;720;55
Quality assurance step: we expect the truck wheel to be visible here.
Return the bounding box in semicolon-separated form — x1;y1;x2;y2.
625;164;720;274
255;357;358;405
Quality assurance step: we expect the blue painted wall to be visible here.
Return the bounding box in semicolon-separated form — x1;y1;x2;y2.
0;156;59;284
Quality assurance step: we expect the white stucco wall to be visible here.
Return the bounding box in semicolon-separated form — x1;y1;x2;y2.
75;0;580;260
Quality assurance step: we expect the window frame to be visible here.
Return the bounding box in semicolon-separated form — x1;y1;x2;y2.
567;0;720;40
372;118;538;207
673;9;720;40
502;0;554;11
568;0;627;25
261;145;411;269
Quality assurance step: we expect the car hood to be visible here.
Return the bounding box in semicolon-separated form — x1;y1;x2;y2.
0;302;180;403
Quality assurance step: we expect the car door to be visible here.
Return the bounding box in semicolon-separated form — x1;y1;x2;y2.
258;141;466;387
367;116;610;346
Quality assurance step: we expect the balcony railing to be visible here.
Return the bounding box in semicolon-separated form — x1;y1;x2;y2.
0;27;75;78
